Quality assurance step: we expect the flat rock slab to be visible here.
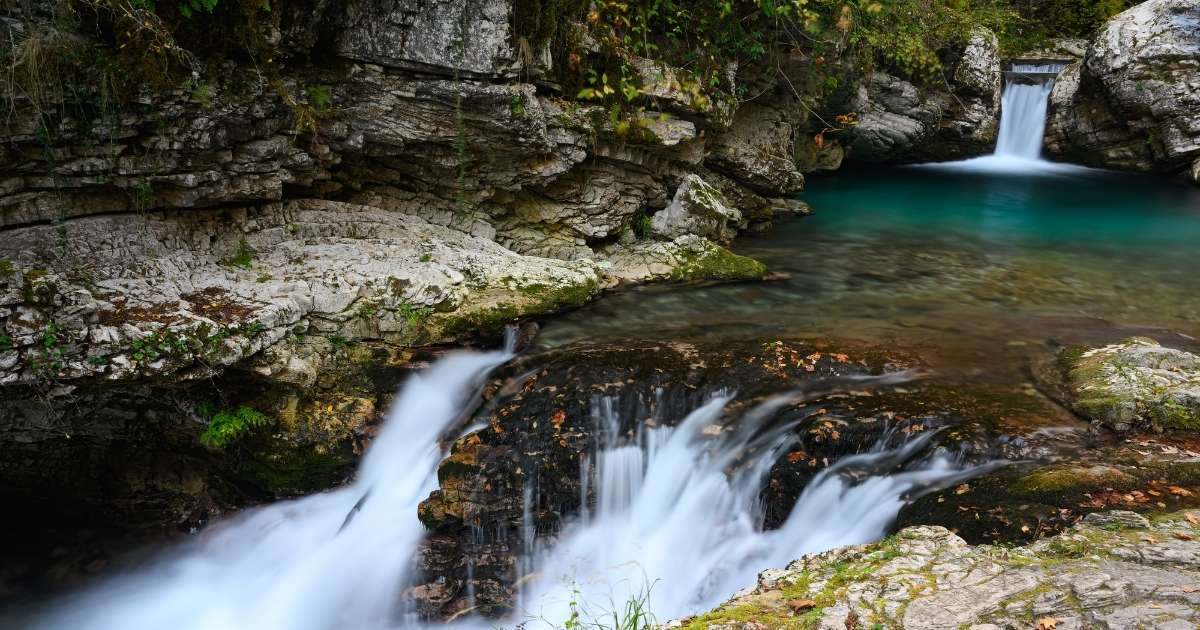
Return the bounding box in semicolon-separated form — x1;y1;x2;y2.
687;510;1200;629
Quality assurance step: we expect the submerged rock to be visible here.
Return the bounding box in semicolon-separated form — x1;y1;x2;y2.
1062;337;1200;431
687;510;1200;629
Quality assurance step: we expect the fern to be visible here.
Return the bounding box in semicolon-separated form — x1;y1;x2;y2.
199;405;270;448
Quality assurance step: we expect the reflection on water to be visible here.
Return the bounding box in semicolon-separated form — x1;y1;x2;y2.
538;167;1200;380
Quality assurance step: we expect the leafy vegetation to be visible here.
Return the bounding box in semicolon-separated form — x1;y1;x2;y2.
1001;0;1139;52
224;237;257;269
198;404;270;448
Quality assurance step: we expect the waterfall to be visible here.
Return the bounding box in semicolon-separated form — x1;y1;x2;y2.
25;352;1002;630
515;391;1002;625
917;61;1084;174
994;63;1066;159
26;345;515;630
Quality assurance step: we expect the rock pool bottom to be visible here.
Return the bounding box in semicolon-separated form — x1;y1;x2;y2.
538;164;1200;386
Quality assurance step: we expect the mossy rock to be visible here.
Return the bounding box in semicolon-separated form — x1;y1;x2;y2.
1061;337;1200;432
670;243;768;283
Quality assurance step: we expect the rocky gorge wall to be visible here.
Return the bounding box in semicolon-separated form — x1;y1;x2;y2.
1046;0;1200;181
0;0;1014;549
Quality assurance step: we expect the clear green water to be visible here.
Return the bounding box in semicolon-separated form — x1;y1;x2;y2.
538;165;1200;387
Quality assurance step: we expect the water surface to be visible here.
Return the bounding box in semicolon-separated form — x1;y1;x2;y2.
540;165;1200;384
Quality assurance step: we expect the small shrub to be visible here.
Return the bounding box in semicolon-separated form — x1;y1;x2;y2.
199;404;269;448
224;237;256;268
631;212;653;238
304;85;332;112
510;92;526;117
131;180;154;210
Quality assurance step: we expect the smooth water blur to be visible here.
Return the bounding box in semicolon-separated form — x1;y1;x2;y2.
25;348;515;630
995;63;1065;159
538;167;1200;380
517;386;999;625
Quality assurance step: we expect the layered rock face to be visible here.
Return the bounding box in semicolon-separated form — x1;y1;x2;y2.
1047;0;1200;181
846;27;1003;163
0;0;789;546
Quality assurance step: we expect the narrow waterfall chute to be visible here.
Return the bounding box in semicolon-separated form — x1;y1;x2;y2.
916;61;1089;175
995;63;1066;159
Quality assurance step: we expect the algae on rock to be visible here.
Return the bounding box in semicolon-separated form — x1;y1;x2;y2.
1061;337;1200;432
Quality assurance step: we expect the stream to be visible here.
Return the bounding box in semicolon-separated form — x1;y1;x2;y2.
13;53;1200;630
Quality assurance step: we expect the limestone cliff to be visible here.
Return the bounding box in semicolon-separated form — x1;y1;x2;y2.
1047;0;1200;182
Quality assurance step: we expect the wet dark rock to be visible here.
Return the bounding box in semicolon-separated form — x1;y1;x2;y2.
409;337;1036;619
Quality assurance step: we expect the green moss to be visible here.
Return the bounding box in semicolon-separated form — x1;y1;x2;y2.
236;442;358;495
1010;466;1134;498
1151;397;1200;430
670;246;767;283
0;258;13;277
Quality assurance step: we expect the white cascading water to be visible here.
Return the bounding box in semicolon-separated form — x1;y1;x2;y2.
920;62;1080;174
994;63;1066;159
27;343;516;630
515;389;1001;625
27;350;1001;630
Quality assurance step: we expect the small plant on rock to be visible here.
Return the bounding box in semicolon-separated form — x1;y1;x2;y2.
199;404;270;448
224;237;256;268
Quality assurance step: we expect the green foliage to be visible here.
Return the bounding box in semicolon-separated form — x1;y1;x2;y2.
631;212;653;238
199;404;270;448
398;302;432;327
224;237;256;268
518;0;1023;133
31;322;68;380
178;0;220;18
510;92;527;117
131;180;154;210
304;85;332;112
1001;0;1139;52
0;259;13;277
0;334;12;351
554;580;658;630
130;330;188;363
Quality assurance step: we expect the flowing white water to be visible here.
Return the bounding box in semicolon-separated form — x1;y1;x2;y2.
918;62;1082;175
29;353;1001;630
995;64;1066;159
29;344;515;630
515;389;1001;625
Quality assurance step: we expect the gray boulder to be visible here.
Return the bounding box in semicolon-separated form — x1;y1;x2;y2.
649;174;743;243
1048;0;1200;179
1062;337;1200;432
